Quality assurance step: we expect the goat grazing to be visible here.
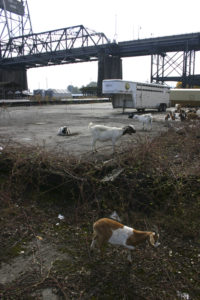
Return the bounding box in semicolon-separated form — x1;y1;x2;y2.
90;218;160;262
186;111;200;121
165;111;180;121
131;113;153;130
88;122;136;153
57;126;70;136
175;103;182;112
179;110;187;122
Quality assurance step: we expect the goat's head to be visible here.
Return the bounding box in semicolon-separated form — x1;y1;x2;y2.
61;126;70;135
128;113;134;119
165;113;170;120
179;110;187;121
122;125;136;135
61;126;68;135
149;225;160;248
132;114;139;120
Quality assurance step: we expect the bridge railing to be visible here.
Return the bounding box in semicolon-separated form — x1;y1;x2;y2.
1;24;110;58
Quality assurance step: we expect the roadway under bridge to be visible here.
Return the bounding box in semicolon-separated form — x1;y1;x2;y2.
0;25;200;95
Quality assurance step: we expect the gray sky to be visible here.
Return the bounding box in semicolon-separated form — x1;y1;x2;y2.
27;0;200;91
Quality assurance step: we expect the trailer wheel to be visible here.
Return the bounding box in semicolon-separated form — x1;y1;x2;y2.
162;104;167;112
158;104;167;112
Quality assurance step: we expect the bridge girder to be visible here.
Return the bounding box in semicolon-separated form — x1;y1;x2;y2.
151;50;200;87
0;25;110;60
1;27;200;89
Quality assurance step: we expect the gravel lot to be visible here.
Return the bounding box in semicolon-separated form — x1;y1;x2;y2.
0;102;169;157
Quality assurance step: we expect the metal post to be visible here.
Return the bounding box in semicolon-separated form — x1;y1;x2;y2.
162;54;165;80
2;0;11;39
156;54;159;83
150;55;153;83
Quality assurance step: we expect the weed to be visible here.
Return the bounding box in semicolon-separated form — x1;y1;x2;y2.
0;123;200;299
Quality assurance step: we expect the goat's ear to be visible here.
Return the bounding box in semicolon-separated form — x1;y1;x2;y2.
149;233;155;246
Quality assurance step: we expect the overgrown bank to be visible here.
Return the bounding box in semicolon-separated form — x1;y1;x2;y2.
0;124;200;299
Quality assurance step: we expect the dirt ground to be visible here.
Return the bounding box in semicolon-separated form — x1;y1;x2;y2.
0;103;200;299
0;102;170;158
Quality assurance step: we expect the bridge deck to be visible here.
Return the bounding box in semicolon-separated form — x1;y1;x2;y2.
0;30;200;68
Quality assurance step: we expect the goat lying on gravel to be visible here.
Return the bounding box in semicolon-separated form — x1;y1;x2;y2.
88;122;136;153
90;218;160;262
57;126;70;136
129;113;153;130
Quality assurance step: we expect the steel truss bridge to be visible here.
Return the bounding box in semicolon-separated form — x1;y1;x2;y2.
1;24;200;87
0;25;111;67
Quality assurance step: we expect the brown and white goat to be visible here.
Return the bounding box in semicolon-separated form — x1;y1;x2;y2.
90;218;160;262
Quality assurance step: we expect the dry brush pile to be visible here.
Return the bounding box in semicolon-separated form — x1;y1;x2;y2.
0;122;200;299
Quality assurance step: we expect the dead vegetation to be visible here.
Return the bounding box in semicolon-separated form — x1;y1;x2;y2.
0;122;200;299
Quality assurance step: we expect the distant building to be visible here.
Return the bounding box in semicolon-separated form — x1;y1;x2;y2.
80;86;97;96
33;89;45;97
45;89;72;99
33;89;72;100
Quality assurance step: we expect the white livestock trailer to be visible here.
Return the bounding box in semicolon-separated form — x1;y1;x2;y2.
102;79;170;112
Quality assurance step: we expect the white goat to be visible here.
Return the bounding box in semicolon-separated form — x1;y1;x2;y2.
88;122;136;153
90;218;160;262
132;113;153;130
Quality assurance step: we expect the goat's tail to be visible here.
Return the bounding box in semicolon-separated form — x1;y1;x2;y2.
88;122;93;130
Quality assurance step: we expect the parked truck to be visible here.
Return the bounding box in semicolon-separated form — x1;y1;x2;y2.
102;79;170;112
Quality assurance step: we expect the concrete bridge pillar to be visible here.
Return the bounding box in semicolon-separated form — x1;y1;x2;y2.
97;54;122;96
0;67;27;98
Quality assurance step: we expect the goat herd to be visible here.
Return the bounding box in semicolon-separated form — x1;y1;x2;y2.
164;104;200;122
57;104;200;154
56;104;200;262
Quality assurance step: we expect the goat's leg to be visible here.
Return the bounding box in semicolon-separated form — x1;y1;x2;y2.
90;233;106;258
99;244;107;258
112;140;115;153
90;234;98;250
96;236;107;258
92;139;97;152
127;250;132;263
